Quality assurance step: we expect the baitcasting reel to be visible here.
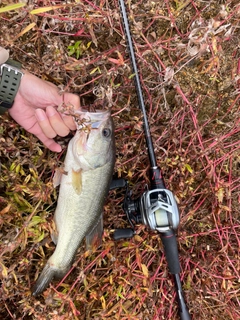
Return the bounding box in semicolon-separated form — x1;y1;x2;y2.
111;180;180;240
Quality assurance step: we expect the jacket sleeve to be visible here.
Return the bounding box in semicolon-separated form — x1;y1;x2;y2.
0;47;9;64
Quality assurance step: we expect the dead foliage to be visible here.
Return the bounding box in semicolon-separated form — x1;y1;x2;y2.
0;0;240;319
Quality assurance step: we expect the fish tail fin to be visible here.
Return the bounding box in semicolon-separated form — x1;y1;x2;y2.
32;263;57;297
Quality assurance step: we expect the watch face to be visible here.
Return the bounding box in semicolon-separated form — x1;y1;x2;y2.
0;47;9;64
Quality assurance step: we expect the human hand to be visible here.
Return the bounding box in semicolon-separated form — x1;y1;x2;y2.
9;71;80;152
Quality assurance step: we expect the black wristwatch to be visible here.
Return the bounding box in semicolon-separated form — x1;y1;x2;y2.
0;59;24;115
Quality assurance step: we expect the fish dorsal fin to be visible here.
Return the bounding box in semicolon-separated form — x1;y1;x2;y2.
72;168;82;194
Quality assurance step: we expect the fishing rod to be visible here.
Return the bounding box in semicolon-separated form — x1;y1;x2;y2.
112;1;191;319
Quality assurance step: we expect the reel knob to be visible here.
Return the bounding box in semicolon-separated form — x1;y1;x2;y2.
113;228;135;240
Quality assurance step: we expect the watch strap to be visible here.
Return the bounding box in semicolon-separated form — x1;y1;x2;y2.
0;59;23;114
0;104;12;115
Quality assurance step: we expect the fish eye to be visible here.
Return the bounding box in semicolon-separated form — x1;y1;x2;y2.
102;128;111;138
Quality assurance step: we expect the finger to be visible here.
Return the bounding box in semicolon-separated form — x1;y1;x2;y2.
35;108;57;138
46;106;70;137
56;93;81;130
26;120;62;152
56;92;80;110
61;113;77;131
38;135;62;152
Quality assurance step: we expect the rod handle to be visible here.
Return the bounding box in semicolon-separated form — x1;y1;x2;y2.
160;230;180;274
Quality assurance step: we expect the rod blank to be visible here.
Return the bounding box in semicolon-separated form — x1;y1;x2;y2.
119;0;157;168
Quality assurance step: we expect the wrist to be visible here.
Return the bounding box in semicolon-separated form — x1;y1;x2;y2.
0;59;24;115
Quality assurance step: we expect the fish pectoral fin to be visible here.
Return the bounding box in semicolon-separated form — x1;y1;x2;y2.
53;167;68;188
85;213;103;251
72;168;82;194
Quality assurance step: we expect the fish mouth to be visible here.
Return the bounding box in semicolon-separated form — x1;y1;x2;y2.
74;109;111;155
74;109;110;131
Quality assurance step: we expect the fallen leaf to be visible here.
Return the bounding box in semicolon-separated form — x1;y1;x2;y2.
0;3;26;13
30;6;65;14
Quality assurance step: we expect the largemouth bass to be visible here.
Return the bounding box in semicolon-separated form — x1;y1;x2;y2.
32;110;115;296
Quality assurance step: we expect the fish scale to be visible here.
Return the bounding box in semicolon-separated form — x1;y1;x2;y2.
32;110;115;297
